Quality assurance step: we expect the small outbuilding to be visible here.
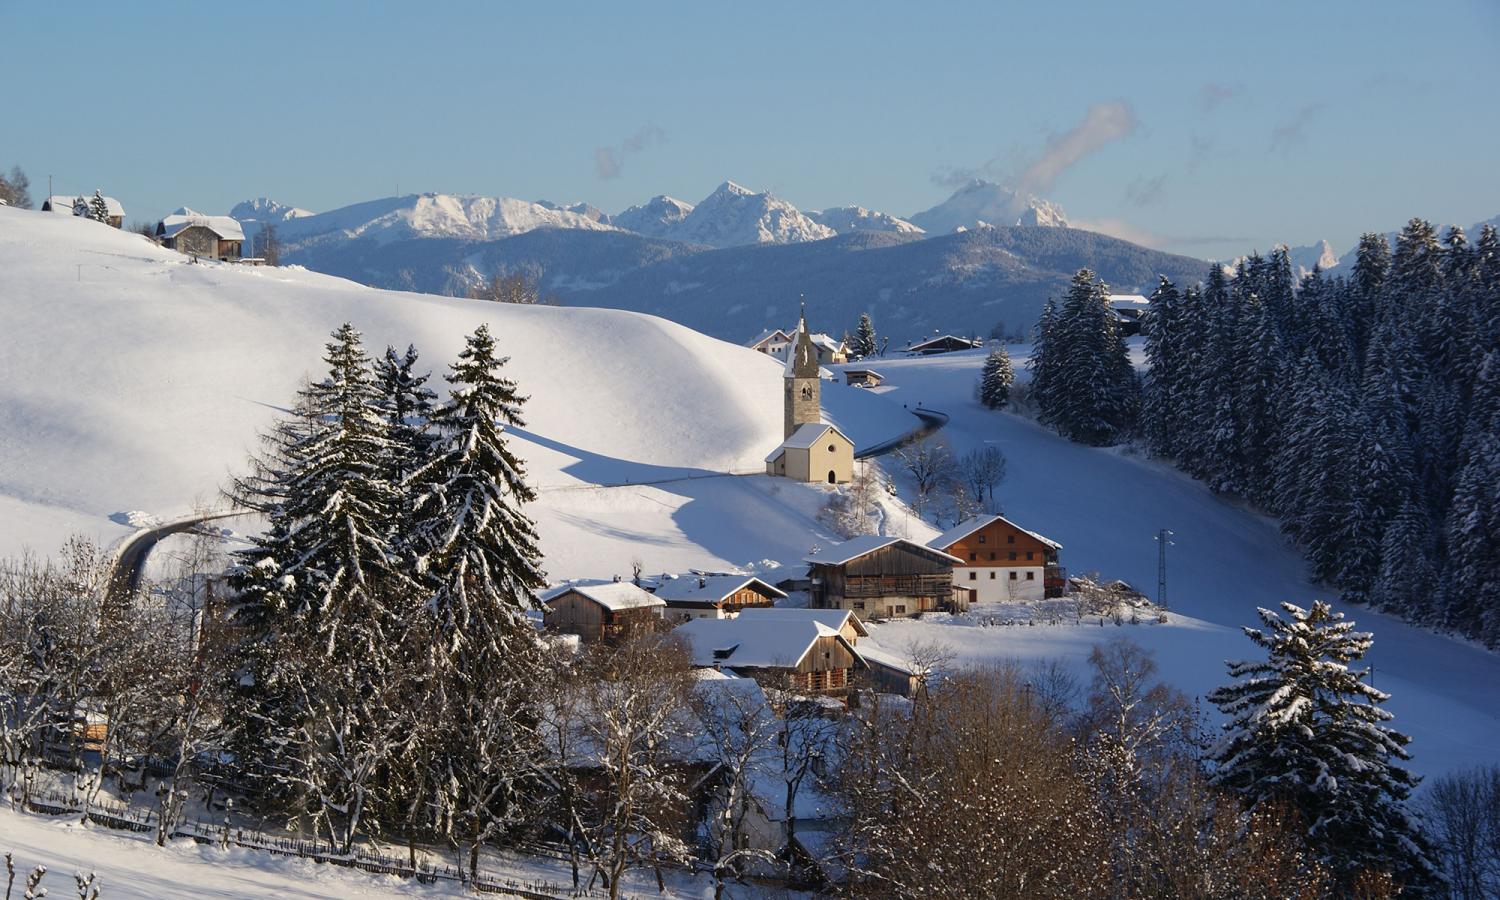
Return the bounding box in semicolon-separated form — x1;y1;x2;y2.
541;580;666;644
842;368;884;388
765;422;854;484
155;208;245;261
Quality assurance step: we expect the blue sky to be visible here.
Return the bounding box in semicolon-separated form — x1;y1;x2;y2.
4;0;1497;259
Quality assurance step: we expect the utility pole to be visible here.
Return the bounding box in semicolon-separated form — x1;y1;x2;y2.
1154;529;1174;609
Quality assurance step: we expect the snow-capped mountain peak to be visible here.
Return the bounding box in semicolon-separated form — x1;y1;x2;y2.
664;180;835;249
612;195;695;239
230;197;315;223
807;206;925;236
908;179;1069;234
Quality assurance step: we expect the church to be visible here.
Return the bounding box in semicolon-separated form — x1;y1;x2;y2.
765;312;854;484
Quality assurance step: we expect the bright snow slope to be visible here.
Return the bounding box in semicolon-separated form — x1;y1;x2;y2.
0;207;911;578
853;349;1500;778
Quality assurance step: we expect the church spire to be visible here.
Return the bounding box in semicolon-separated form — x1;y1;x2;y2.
784;298;822;437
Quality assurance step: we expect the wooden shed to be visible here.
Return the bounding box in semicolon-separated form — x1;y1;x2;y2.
804;536;961;618
653;574;785;622
842;368;884;388
541;580;665;644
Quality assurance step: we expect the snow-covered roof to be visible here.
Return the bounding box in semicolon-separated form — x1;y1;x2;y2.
927;514;1063;552
843;368;883;377
809;333;845;353
541;580;665;611
673;616;864;670
653;573;787;605
855;640;925;677
764;422;851;462
157;208;245;241
804;535;962;566
43;195;124;217
746;328;791;348
735;606;869;638
1108;294;1150;310
907;334;982;352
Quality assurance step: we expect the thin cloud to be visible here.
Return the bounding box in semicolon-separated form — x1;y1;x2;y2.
930;101;1138;195
594;124;666;179
1269;103;1326;152
1073;217;1249;253
1197;82;1243;113
1125;174;1168;208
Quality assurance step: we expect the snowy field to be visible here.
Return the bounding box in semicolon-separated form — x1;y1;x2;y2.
0;207;912;578
853;349;1500;778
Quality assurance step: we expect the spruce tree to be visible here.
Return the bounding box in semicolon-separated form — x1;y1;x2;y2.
1208;601;1438;892
851;312;878;359
87;190;109;223
1139;277;1181;459
1034;269;1138;446
374;344;437;489
976;347;1013;409
1028;298;1060;417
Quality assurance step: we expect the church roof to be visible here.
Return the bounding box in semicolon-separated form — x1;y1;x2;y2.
784;314;821;378
764;422;850;462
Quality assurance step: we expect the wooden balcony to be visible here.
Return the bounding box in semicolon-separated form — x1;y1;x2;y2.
840;574;952;599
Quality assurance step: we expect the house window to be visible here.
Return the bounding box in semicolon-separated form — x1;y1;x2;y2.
853;601;865;610
1027;551;1034;560
969;552;977;561
828;444;836;452
1009;552;1017;561
894;605;906;615
989;552;996;560
969;571;977;581
1007;534;1015;544
1009;572;1018;580
989;572;996;579
978;535;986;543
1026;572;1035;580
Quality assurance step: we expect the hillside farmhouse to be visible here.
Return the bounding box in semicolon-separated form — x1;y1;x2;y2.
42;194;125;228
747;328;793;359
928;514;1066;603
155;208;244;261
805;535;963;618
653;573;785;622
674;611;865;694
748;327;847;365
541;580;665;644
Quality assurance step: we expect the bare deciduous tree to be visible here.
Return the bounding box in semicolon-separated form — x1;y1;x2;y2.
466;271;562;306
1423;766;1500;899
894;435;956;523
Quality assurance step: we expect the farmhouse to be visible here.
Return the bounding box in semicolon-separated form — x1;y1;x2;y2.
155;208;245;261
927;514;1065;603
905;334;982;355
540;580;665;644
805;535;961;618
674;613;865;694
747;327;847;365
42;194;125;228
746;328;793;359
653;573;785;622
808;332;848;365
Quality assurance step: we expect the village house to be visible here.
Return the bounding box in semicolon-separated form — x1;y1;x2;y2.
766;313;855;484
155;208;245;261
842;368;884;388
904;334;983;355
808;332;848;365
805;535;962;618
653;573;785;622
732;607;923;697
673;612;865;695
540;580;666;644
42;194;125;228
746;328;793;359
927;514;1066;603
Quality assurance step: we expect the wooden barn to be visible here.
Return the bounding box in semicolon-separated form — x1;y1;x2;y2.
652;574;785;622
804;535;961;618
155;208;245;261
673;613;866;695
541;580;666;644
928;514;1065;603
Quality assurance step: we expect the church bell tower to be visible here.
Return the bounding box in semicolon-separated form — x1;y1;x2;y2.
784;306;822;438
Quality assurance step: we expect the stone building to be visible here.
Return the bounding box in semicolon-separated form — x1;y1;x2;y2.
765;311;854;484
155;208;245;261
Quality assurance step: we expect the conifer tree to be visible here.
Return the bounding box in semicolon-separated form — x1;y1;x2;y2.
1032;269;1138;445
1139;277;1182;458
851;312;878;359
976;347;1013;409
1028;298;1060;416
374;344;437;489
87;190;109;223
1208;601;1438;892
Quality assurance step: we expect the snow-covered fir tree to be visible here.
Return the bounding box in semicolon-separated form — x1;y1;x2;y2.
851;312;877;359
87;190;109;223
976;347;1013;409
1030;268;1138;446
1208;601;1438;893
373;343;437;494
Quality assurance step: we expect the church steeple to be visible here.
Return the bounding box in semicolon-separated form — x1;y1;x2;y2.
784;301;822;437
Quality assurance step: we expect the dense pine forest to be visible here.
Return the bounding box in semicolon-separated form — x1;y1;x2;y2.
1032;220;1500;648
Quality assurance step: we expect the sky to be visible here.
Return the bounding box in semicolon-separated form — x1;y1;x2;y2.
3;0;1498;259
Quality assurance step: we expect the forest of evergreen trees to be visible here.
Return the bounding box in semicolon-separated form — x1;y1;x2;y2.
1031;220;1500;649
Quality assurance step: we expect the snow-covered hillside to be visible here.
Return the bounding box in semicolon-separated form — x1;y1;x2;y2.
807;205;924;235
850;349;1500;779
909;179;1070;233
0;207;911;578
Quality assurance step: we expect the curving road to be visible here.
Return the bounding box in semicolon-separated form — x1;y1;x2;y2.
108;512;247;602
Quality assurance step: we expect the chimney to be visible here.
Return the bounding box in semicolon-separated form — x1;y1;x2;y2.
698;576;707;589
